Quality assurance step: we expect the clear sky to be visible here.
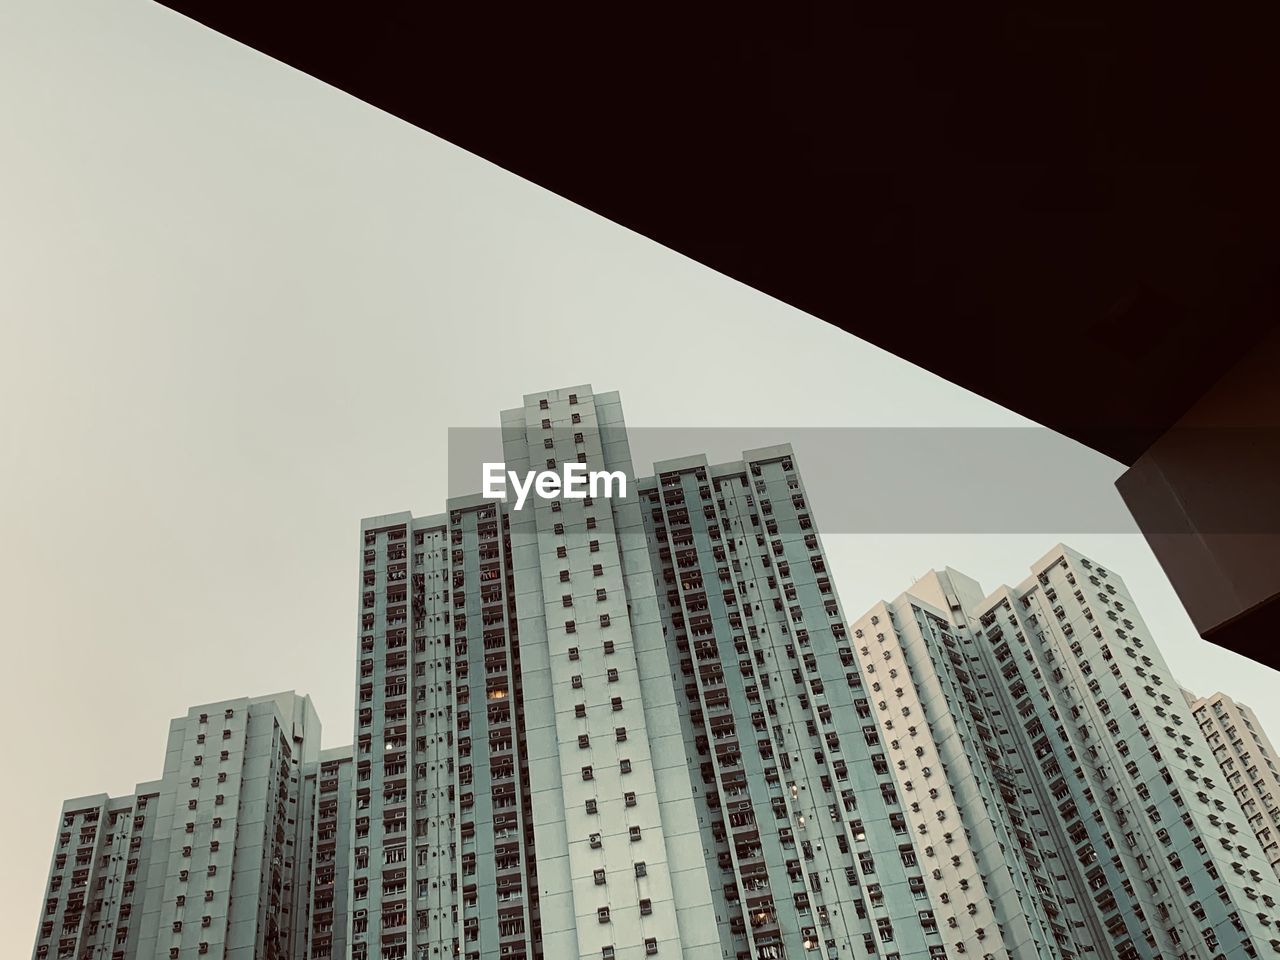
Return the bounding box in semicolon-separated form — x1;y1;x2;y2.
2;0;1276;949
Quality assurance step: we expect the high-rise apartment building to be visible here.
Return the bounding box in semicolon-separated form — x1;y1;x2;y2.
353;388;727;960
34;385;1280;960
33;693;323;960
353;385;977;960
1186;692;1280;881
302;748;355;960
848;547;1280;960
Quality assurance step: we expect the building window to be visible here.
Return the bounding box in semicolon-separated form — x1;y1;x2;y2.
600;614;611;628
634;861;647;877
572;675;583;689
589;540;600;552
575;703;587;718
578;735;591;749
876;918;894;943
590;833;602;849
645;939;658;956
616;727;628;742
603;640;615;654
568;646;580;661
611;696;623;712
586;799;598;814
594;869;606;885
607;668;619;682
582;766;594;781
624;791;637;807
593;564;604;576
639;898;653;916
560;569;570;582
630;826;642;841
597;907;610;924
620;758;632;774
566;620;577;633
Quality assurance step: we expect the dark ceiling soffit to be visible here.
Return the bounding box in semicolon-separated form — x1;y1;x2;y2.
150;3;1280;466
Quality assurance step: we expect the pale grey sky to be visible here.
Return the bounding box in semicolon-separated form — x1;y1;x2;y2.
2;0;1276;949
